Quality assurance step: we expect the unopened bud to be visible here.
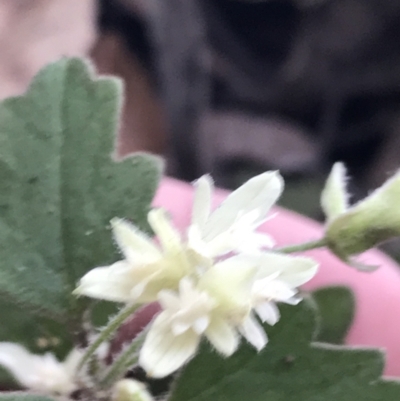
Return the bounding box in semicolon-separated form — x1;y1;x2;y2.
113;379;153;401
325;170;400;270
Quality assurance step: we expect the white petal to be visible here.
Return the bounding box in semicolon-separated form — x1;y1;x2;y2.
320;162;348;222
171;322;191;336
200;255;257;309
130;278;153;300
0;344;76;394
256;253;318;287
75;261;134;302
239;315;268;351
205;318;239;356
0;343;39;388
139;315;200;378
202;231;236;257
206;213;275;256
148;209;182;253
279;260;318;288
114;379;154;401
158;289;180;310
193;316;210;335
62;348;83;377
187;225;208;255
206;254;260;283
204;171;284;240
179;276;195;297
250;232;275;249
255;302;280;325
285;296;302;305
236;232;275;253
192;175;213;230
253;277;298;303
111;218;161;263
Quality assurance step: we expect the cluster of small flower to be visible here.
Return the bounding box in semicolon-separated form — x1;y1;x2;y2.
0;172;319;396
77;173;318;378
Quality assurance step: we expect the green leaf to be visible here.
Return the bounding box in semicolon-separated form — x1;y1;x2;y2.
169;301;400;401
0;394;55;401
313;286;355;344
0;58;162;325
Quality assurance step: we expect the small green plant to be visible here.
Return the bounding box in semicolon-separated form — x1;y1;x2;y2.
0;58;399;401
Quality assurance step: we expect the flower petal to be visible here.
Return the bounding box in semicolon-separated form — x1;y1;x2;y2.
171;322;191;336
139;315;200;378
192;175;213;230
255;302;280;325
200;255;258;311
111;218;161;263
320;162;349;222
75;261;134;302
256;253;318;287
148;209;182;253
158;289;180;310
0;344;76;395
200;231;235;258
114;379;154;401
253;277;299;304
63;348;85;378
239;315;268;351
205;318;239;356
236;232;275;253
0;343;39;388
193;316;210;335
203;171;283;240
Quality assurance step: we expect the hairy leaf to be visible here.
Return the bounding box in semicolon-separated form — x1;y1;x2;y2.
169;301;400;401
313;286;355;344
0;58;162;333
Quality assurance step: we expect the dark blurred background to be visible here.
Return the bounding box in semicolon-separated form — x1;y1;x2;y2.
2;0;400;219
97;0;400;217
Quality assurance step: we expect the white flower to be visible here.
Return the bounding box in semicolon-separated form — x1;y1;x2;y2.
113;379;154;401
188;172;283;258
75;209;194;303
138;252;318;378
251;253;318;325
0;343;82;395
75;172;283;305
140;257;268;378
74;170;318;379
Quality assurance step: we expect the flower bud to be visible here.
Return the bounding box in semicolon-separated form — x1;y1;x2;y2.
113;379;154;401
324;170;400;270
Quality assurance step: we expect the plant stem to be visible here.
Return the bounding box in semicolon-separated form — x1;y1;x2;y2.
77;303;139;372
275;238;327;254
100;328;148;388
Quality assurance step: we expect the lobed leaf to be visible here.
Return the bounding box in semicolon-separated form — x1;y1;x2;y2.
312;286;355;344
0;58;162;342
169;301;399;401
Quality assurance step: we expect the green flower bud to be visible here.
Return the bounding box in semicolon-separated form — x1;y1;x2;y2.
322;165;400;271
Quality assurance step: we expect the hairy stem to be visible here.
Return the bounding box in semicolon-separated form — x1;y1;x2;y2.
77;303;139;372
100;328;148;388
